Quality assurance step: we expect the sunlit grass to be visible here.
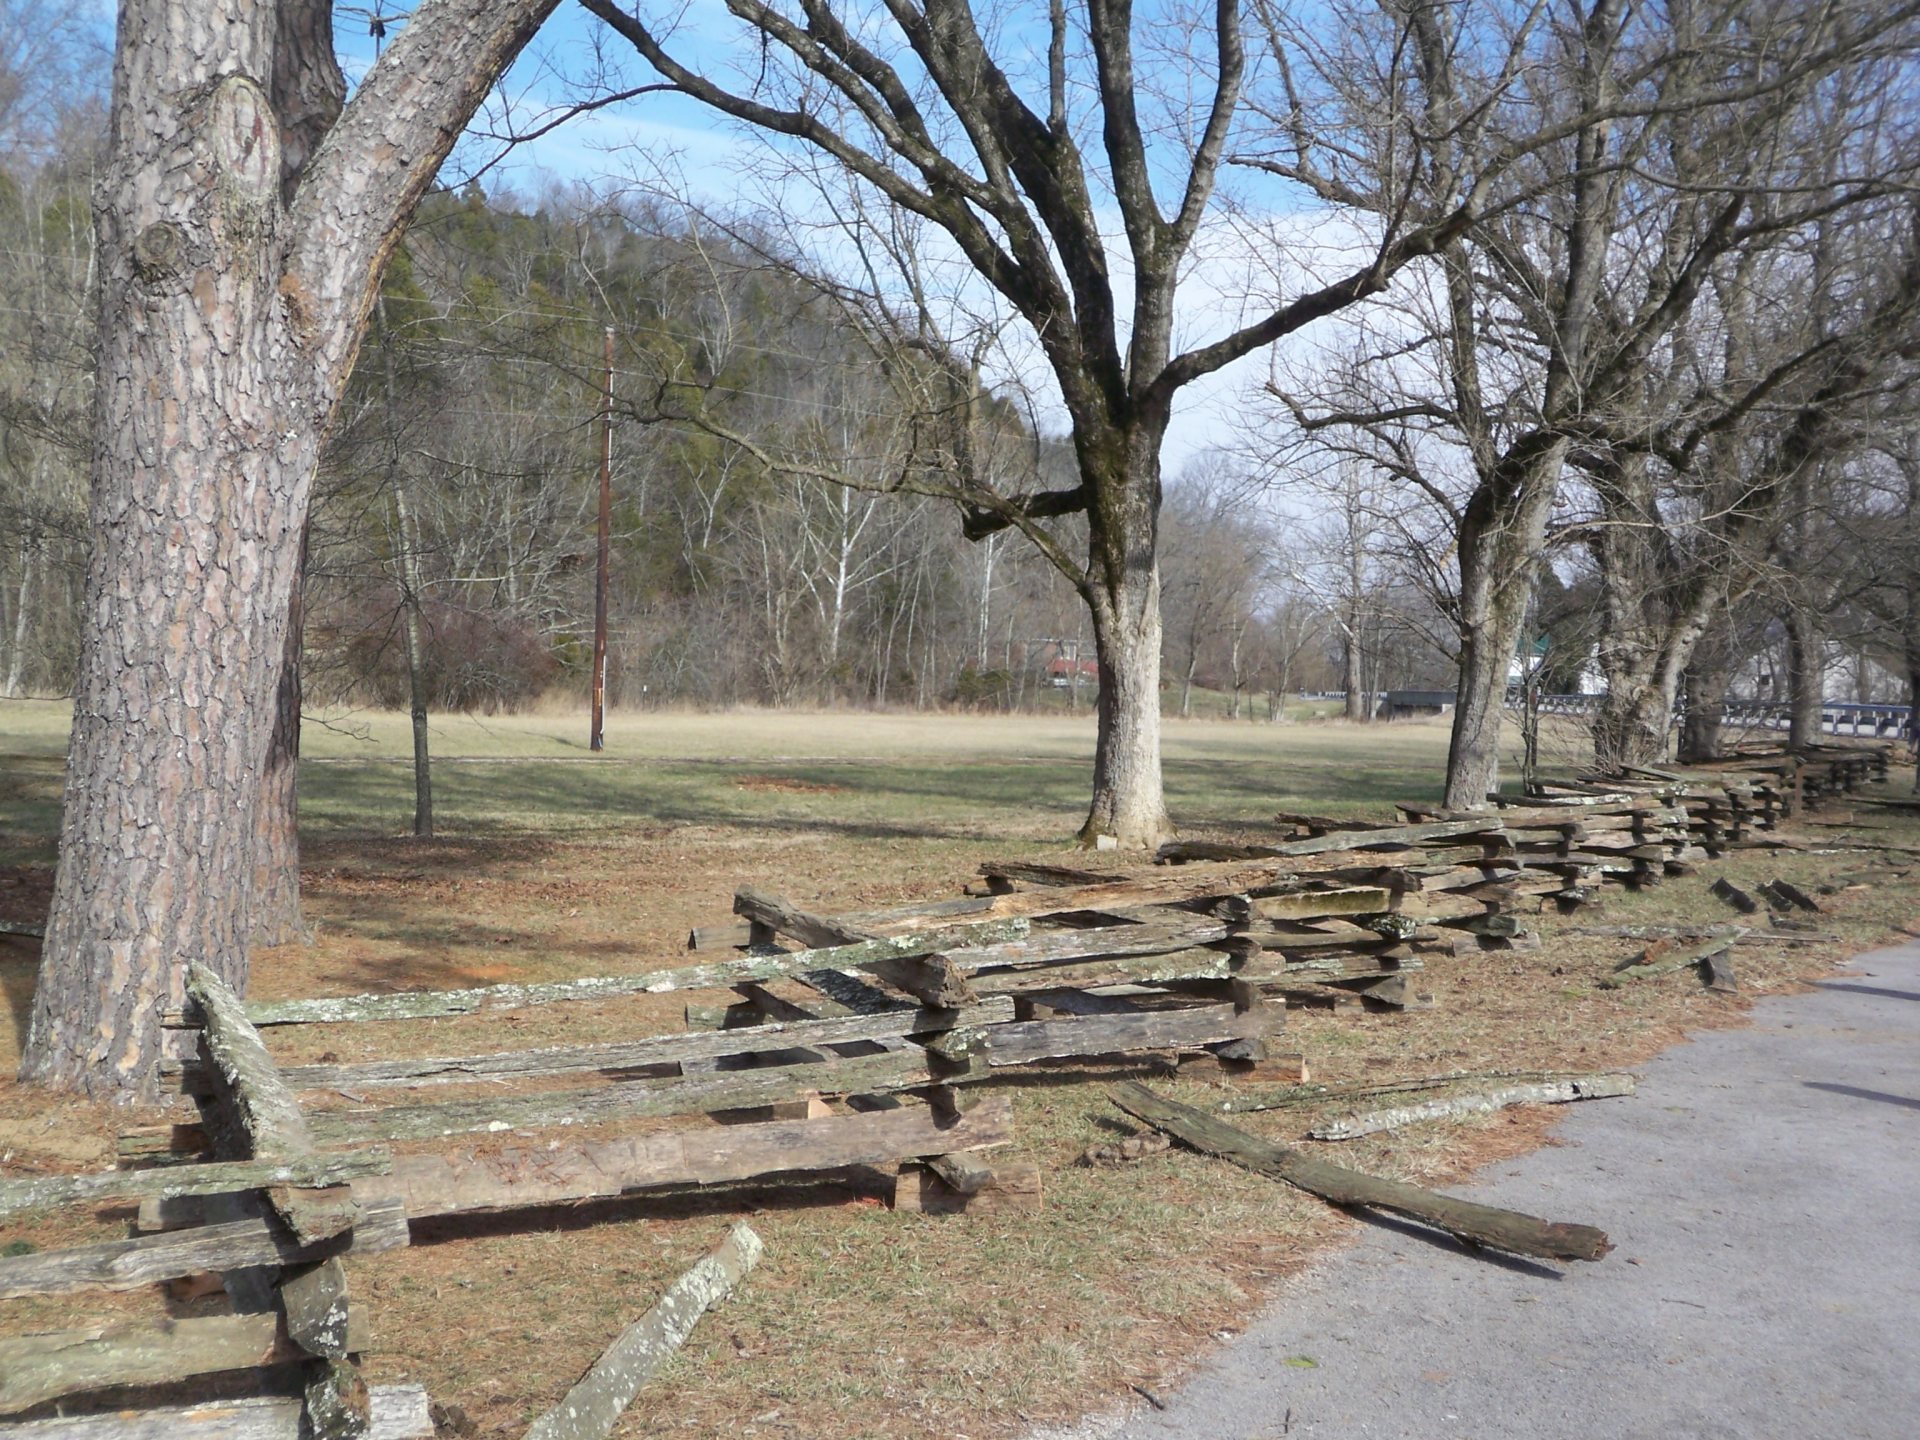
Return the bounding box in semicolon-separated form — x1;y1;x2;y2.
3;699;1482;857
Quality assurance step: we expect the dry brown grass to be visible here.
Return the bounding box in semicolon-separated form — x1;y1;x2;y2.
1;714;1917;1438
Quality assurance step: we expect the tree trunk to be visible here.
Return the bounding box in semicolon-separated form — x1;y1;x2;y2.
20;0;557;1099
1905;463;1920;791
1444;451;1563;809
1078;429;1174;850
394;483;434;838
1588;552;1665;771
1678;668;1731;763
1785;607;1823;749
1677;615;1735;763
1228;623;1244;720
1591;681;1670;771
1081;572;1173;847
250;529;308;948
1342;630;1366;722
3;542;33;698
1446;614;1514;807
1590;612;1670;771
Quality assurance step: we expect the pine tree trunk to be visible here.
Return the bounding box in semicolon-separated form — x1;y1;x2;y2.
22;28;314;1096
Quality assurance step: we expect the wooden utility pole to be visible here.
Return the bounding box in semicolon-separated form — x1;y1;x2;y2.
591;325;613;752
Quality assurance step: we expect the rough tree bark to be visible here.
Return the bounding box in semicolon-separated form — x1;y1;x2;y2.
1677;608;1736;763
1444;440;1566;807
1584;464;1725;773
21;0;558;1099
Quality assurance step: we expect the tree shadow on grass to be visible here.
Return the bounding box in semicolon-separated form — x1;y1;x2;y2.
303;758;1074;847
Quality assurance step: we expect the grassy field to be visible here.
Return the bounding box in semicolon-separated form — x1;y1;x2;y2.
0;698;1469;865
1;701;1914;1440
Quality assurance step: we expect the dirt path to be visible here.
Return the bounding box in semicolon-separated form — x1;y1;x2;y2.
1095;939;1920;1440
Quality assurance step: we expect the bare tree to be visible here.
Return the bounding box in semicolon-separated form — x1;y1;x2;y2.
1263;0;1920;801
579;0;1478;845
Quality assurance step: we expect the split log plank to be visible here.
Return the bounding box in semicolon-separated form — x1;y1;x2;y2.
968;946;1235;993
925;1152;996;1194
1158;819;1504;865
194;916;1030;1027
0;1151;389;1220
1759;878;1827;914
279;1257;352;1357
183;966;311;1155
929;856;1427;924
948;920;1234;972
0;1386;430;1440
1308;1074;1637;1139
861;954;976;1008
523;1224;763;1440
955;1002;1282;1067
0;1310;373;1415
0;1197;408;1300
1216;1068;1629;1115
978;860;1111;888
356;1097;1014;1219
1710;877;1760;914
1109;1082;1611;1263
790;968;914;1015
173;1002;1013;1094
299;1048;942;1144
183;965;355;1249
1598;934;1742;988
1250;888;1395;920
732;888;873;948
689;893;997;949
